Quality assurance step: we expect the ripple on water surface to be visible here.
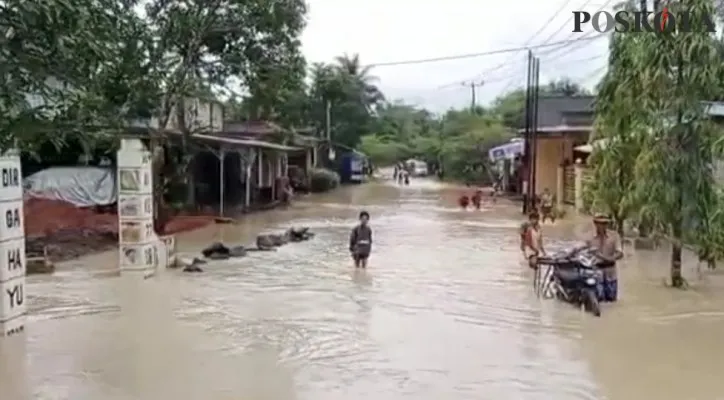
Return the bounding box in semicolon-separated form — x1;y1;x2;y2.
164;199;601;399
9;182;607;400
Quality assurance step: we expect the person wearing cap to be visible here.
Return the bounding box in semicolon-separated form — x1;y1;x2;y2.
521;211;546;268
585;214;623;302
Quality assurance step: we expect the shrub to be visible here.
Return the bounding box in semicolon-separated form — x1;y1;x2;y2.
310;168;340;193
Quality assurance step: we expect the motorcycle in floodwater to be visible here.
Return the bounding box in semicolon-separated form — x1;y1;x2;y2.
536;248;605;317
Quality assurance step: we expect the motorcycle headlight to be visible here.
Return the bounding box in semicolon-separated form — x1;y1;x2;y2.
585;278;596;285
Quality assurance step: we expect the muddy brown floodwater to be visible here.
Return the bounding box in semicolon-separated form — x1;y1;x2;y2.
2;174;724;400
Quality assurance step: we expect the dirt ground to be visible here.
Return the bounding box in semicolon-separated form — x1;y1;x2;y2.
24;198;216;263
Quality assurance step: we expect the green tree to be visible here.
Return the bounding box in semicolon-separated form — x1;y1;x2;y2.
545;78;590;97
626;0;723;287
307;55;385;148
143;0;307;224
586;4;647;237
0;0;154;154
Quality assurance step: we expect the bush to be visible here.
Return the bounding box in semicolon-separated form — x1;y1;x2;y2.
310;168;340;193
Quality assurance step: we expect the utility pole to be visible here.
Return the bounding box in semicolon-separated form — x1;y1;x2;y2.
530;57;540;208
522;50;534;214
462;80;484;111
325;100;335;162
325;100;331;141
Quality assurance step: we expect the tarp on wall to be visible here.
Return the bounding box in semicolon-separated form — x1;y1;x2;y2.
24;166;117;207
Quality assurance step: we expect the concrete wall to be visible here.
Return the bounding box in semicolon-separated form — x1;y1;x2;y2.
533;133;588;196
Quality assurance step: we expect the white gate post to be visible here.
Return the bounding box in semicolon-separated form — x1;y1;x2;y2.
117;139;160;277
0;149;26;336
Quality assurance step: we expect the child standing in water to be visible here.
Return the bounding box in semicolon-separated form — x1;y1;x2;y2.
349;211;373;268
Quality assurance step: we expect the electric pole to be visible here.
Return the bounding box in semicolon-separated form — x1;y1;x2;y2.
325;100;331;141
523;50;533;214
461;80;484;111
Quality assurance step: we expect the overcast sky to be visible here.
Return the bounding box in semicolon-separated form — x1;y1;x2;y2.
301;0;613;112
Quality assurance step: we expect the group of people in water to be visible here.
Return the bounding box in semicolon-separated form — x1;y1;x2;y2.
457;188;497;210
520;210;624;302
351;171;625;303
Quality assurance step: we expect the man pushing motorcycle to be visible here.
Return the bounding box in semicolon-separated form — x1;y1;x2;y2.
582;214;623;302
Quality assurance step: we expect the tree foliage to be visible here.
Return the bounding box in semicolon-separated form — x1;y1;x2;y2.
0;0;308;148
355;78;589;181
0;0;154;154
589;0;724;287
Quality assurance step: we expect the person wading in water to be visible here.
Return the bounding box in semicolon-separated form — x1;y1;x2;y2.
349;211;373;268
584;214;623;302
521;211;545;269
539;188;555;223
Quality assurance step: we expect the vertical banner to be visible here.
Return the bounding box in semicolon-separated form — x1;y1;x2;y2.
0;150;26;336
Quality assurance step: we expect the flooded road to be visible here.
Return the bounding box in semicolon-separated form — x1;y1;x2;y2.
3;177;724;399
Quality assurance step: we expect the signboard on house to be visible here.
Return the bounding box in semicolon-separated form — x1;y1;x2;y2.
0;150;25;337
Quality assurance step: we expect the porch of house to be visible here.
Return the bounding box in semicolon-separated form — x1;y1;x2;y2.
188;134;299;216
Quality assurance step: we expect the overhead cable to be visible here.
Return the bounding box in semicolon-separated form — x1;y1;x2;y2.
365;34;608;68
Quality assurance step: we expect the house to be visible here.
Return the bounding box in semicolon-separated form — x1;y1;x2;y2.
215;120;302;210
517;95;595;206
133;106;302;214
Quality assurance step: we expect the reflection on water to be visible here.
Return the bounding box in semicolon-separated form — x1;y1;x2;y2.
2;177;724;399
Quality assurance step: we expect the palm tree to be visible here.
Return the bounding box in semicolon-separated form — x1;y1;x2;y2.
334;53;384;107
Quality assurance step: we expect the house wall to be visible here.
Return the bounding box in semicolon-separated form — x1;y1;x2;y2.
534;138;563;196
141;98;223;132
533;133;587;196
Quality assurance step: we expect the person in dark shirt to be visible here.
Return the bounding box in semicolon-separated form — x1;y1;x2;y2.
349;211;373;268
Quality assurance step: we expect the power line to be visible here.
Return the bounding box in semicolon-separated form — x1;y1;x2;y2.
579;65;607;84
454;0;613;88
436;41;606;91
436;27;608;89
365;34;608;68
489;53;606;93
473;0;577;79
534;0;614;59
495;54;606;95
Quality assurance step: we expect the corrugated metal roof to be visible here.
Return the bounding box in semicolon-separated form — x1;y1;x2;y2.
193;134;301;151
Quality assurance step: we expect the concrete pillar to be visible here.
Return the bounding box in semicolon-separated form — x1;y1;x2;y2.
117;138;175;277
257;150;264;185
239;148;256;208
556;166;564;209
574;159;584;213
0;149;26;336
